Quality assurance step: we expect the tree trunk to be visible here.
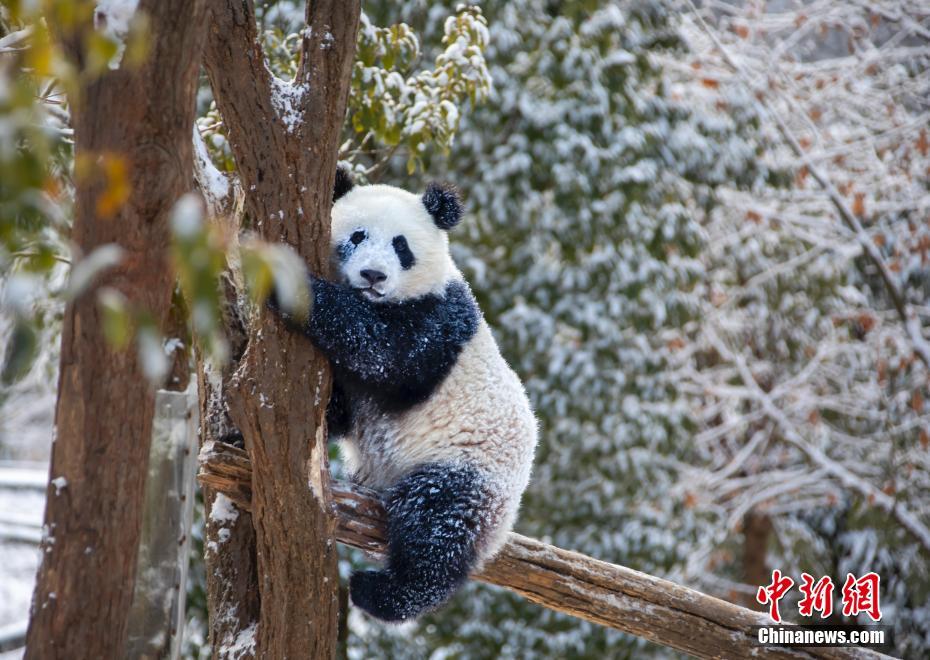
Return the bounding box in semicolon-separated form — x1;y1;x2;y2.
25;1;207;657
742;509;772;610
200;0;360;656
195;224;260;657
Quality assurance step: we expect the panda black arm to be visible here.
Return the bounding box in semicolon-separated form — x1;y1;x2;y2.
283;276;479;403
323;380;349;438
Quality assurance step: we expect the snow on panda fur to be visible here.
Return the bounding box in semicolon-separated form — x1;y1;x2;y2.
268;169;537;622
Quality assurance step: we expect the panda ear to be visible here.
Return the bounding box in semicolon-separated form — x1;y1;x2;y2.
333;166;354;203
422;181;463;230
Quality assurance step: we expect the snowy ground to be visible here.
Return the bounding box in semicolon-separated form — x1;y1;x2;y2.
0;465;47;659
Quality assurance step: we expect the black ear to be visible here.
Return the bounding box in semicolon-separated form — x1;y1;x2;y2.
333;166;354;203
422;181;463;230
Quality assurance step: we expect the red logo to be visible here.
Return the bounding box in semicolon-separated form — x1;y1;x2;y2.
756;570;883;623
798;573;834;619
841;572;882;622
756;569;794;623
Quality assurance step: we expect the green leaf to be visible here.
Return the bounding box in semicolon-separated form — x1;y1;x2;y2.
97;287;133;349
1;319;38;384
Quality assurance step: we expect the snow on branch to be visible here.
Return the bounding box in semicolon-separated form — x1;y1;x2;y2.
198;441;888;660
704;329;930;555
192;127;234;219
682;0;930;370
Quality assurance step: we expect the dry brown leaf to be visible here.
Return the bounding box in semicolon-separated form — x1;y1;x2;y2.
913;390;924;413
852;192;866;217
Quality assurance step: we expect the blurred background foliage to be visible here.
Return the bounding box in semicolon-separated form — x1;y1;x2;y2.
2;0;929;658
345;1;772;657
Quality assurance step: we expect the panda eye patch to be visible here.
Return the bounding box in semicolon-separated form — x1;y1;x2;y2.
392;235;416;270
350;230;367;245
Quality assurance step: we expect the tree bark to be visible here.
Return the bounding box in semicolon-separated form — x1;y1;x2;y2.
193;201;259;657
742;509;772;610
26;1;207;657
201;0;360;656
199;441;890;660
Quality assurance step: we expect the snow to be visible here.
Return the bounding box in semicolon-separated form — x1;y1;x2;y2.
50;477;66;495
94;0;138;39
269;75;308;134
193;127;229;208
0;478;44;655
163;337;184;356
0;467;46;490
220;621;257;659
210;494;239;525
1;274;40;314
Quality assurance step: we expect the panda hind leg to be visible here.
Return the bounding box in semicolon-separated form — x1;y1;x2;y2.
349;463;491;622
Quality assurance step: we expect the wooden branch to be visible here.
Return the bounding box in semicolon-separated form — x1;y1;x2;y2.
0;621;27;654
199;441;888;660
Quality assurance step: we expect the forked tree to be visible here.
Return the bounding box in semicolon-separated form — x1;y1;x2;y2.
195;0;361;657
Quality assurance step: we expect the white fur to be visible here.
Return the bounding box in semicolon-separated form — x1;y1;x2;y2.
332;185;456;301
340;320;538;560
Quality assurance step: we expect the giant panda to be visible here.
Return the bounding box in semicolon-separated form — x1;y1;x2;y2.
268;169;538;622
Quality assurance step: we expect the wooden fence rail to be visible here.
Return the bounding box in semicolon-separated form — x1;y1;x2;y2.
197;440;889;660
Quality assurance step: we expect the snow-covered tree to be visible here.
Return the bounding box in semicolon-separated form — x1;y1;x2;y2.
665;3;930;656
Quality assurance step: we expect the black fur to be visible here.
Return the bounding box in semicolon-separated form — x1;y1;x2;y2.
349;463;489;621
335;239;354;264
325;381;352;437
333;167;354;202
422;182;463;230
293;278;479;414
336;230;366;264
392;235;416;270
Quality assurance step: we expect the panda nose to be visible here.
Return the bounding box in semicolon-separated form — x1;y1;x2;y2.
360;269;387;285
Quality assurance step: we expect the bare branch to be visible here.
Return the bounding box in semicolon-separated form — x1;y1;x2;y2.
682;0;930;369
705;329;930;555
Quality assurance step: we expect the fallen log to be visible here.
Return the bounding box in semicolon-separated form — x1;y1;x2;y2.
198;440;888;660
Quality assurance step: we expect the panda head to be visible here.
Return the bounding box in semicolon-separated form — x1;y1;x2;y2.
330;170;463;302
